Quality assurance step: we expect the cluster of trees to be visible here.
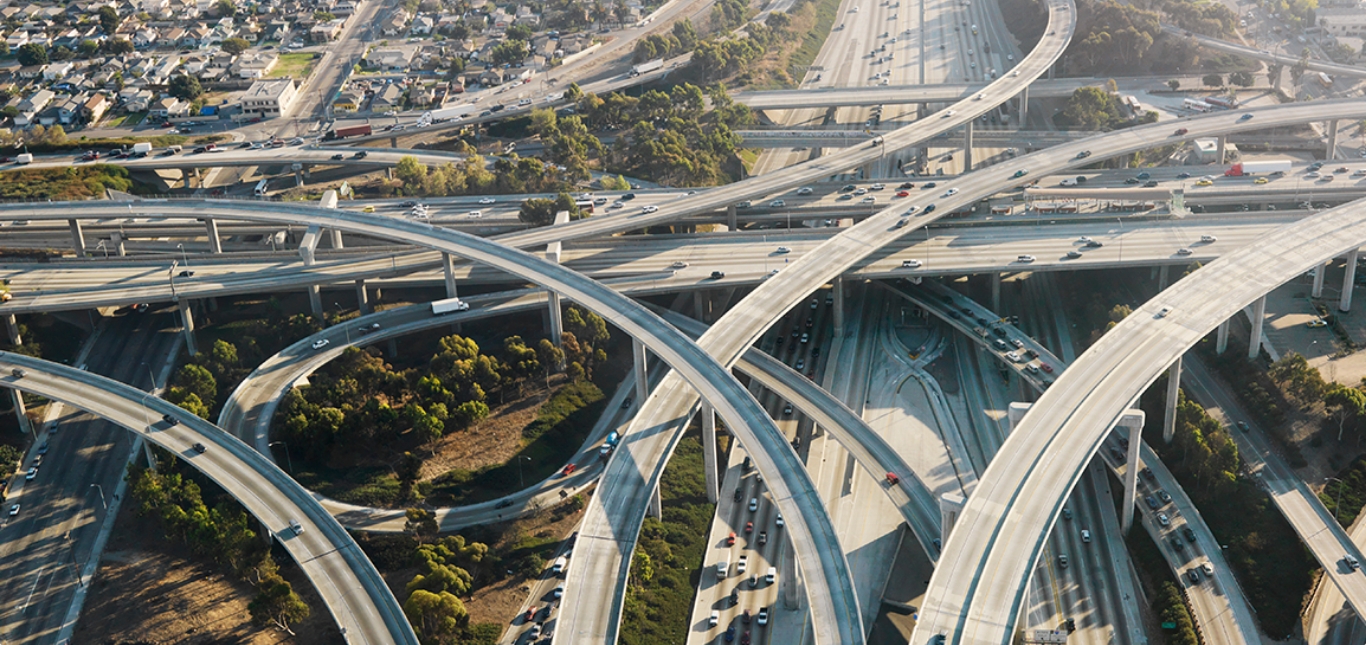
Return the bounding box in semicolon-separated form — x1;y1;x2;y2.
399;509;490;643
490;39;531;66
166;339;243;418
711;0;751;31
587;84;754;186
1158;0;1239;37
529;105;603;182
1268;352;1366;442
518;192;585;226
393;154;576;197
691;20;783;83
994;0;1204;75
631;19;699;63
127;465;311;635
1165;390;1241;494
1057;86;1157;131
1154;582;1199;645
279;309;605;469
0;165;133;201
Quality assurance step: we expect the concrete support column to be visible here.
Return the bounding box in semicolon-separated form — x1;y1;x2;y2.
442;253;459;299
939;492;965;543
1327;119;1340;159
1216;319;1229;355
1217;136;1227;164
693;291;706;322
1313;259;1329;298
10;389;30;436
305;284;323;321
647;482;662;519
833;278;846;337
1248;295;1266;360
963;120;974;171
293;169;304;187
633;339;648;405
1119;410;1146;533
701;402;718;504
547;217;566;347
355;279;370;314
177;299;198;357
5;314;21;346
1163;357;1181;443
387;337;398;358
1158;265;1170;291
329;228;344;250
780;541;799;609
143;440;158;471
1341;248;1360;312
1017;86;1029;125
68;219;86;257
861;162;874;180
991;273;1002;312
726;204;738;231
111;232;126;256
204;219;223;254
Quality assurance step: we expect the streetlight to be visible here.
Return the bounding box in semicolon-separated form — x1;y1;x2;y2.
333;302;351;345
517;455;531;489
270;441;294;474
176;243;189;268
168;260;179;301
95;240;109;258
89;484;107;511
1326;476;1347;520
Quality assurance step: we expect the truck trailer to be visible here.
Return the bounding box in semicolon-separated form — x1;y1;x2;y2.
431;297;470;315
1223;159;1292;176
324;124;373;140
132;142;153;154
629;59;663;77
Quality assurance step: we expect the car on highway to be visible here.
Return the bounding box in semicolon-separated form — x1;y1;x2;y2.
942;188;958;197
351;150;367;159
1016;255;1035;263
1171;536;1184;550
331;153;345;160
709;611;720;627
943;110;955;118
795;358;805;370
726;532;736;546
1308;318;1328;328
1143;180;1159;188
1157;513;1171;526
192;442;206;454
710;271;726;280
24;467;36;480
737;555;748;574
1174;128;1189;136
861;196;876;204
1066;250;1083;259
901;259;922;269
1145;495;1159;509
561;463;576;476
1012;169;1029;178
749;497;758;512
1195;179;1213;187
1182;526;1196;542
1176;248;1193;256
1081;529;1091;543
775;513;784;527
311;339;330;350
1240;113;1254;120
553;585;564;599
1201;561;1214;577
1075;150;1091;159
769;199;786;208
479;197;496;204
1157;490;1173;504
1057;554;1069;568
1253;177;1269;185
642;205;658;213
870;183;885;191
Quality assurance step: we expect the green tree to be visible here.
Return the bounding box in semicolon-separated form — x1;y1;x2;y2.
210;339;239;368
78;39;100;57
173;392;211;418
403;590;468;641
50;46;74;61
1167;79;1180;91
1267;63;1283;86
1229;70;1254;87
1202;73;1223;87
564;82;584;102
506;23;534;40
1325;384;1366;441
313;10;335;21
0;106;16;120
174;363;218;405
396;155;428;186
220;37;251;55
169;75;204;101
16;43;48;66
248;573;311;635
99;6;121;35
599;174;630;190
490;39;529;66
216;0;237;16
105;38;134;55
405;507;440;539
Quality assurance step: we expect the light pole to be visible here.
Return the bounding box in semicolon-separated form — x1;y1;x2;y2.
140;391;154;431
270;441;294;474
168;260;179;301
176;243;189;268
517;455;531;489
96;240;109;258
1327;476;1348;520
333;302;351;344
89;484;107;511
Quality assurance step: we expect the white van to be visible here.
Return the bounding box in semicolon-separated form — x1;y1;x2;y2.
717;560;729;578
1060;177;1078;187
765;567;777;583
552;556;569;574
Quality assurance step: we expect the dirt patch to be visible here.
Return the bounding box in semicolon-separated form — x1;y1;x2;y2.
465;495;588;628
73;501;341;644
419;378;563;481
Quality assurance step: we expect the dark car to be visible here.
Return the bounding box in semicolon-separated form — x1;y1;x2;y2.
621;193;636;201
192;443;206;453
1143;180;1159;188
162;413;179;426
921;182;937;189
710;271;726;279
178;270;195;277
923;204;936;213
332;153;345;160
353;151;368;159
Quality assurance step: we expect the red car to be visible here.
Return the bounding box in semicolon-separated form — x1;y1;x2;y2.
525;607;537;622
726;532;737;546
561;463;577;476
745;521;754;533
1173;128;1188;136
896;190;910;197
1040;363;1054;373
885;472;900;485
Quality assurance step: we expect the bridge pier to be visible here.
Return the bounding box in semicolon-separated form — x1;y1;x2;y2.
1162;357;1181;443
1248;295;1266;359
177;299;198;356
939;491;965;543
1341;248;1359;312
1017;86;1029;126
307;285;324;322
442;252;459;299
1118;410;1146;533
111;232;126;256
1313;259;1328;298
633;339;648;405
1158;265;1170;291
693;291;706;323
963;121;974;171
1216;136;1227;164
5;314;21;346
143;440;158;472
1327;119;1340;159
1216;319;1229;354
68;219;86;257
701;402;718;504
726;204;737;231
833;277;846;337
329;229;344;249
354;279;370;314
780;541;799;609
647;482;662;519
205;219;223;254
9;389;30;436
990;273;1001;312
545;211;568;348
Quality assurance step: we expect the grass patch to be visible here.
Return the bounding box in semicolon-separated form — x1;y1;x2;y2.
736;148;759;173
426;380;607;506
1140;378;1315;638
619;430;715;645
120;111;147;127
269;53;318;79
0;165;134;201
292;465;402;506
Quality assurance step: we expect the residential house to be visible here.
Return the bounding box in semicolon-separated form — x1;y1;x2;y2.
514;5;539;26
148;57;181;84
20;89;54;113
370;82;402;112
42;62;73;81
5;31;29;48
410;14;434;34
54;94;86;124
364;46;415;72
17;65;44;80
149;96;187;118
82;93;110;123
133;28;159;48
489;8;512;30
333;0;357;14
332;87;363;112
121;88;154;111
310;17;345;41
233;50;277;78
239;77;296;118
381;9;409;36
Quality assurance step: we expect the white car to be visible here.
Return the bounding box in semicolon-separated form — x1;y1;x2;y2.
1200;235;1216;243
775;246;791;254
776;513;785;527
709;611;720;627
1157;513;1170;526
671;261;689;269
861;196;876;203
467;210;482;218
737;555;748;574
1016;255;1036;263
642;205;658;213
553;585;564;598
943;110;955;118
901;259;922;268
796;186;813;195
769;199;786;207
7;504;17;516
757;607;769;625
749;497;759;512
1081;529;1091;543
25;467;36;480
478;197;496;204
311;339;330;350
943;188;959;197
870;183;885;190
610;201;625;209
